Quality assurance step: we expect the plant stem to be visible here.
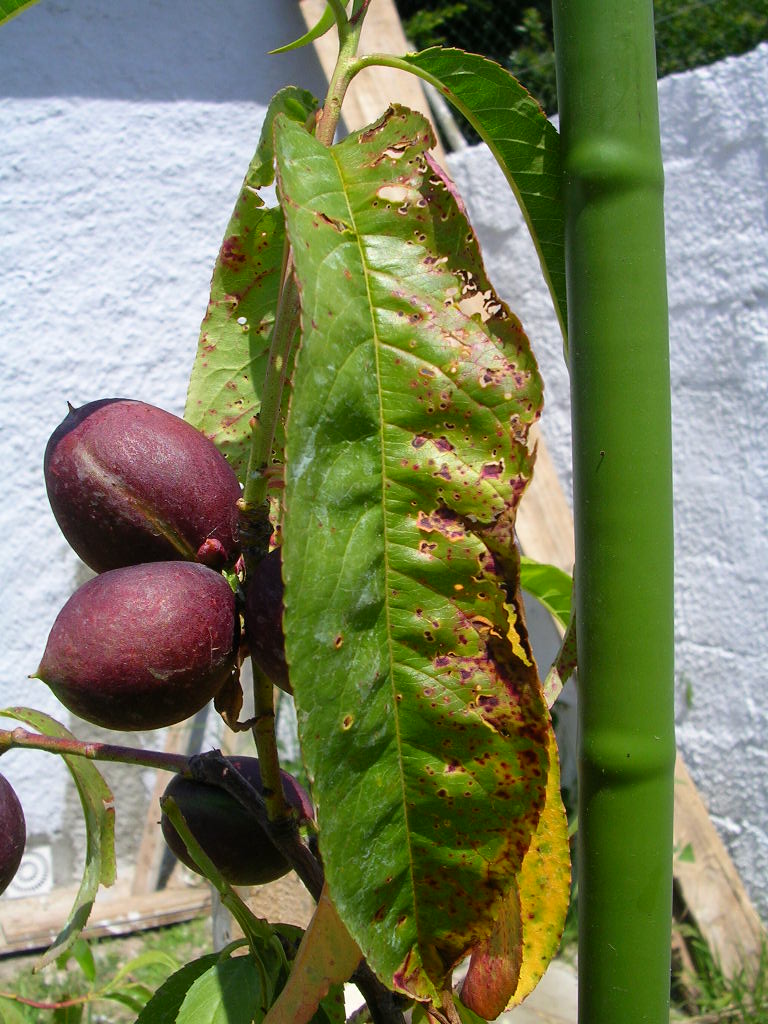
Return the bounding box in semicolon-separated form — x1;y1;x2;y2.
251;663;290;821
551;3;675;1023
0;727;188;773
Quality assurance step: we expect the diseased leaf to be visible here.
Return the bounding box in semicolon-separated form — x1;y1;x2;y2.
508;727;570;1007
276;107;551;1001
1;708;115;969
395;48;566;346
543;612;577;708
262;885;361;1024
184;87;318;479
520;556;572;629
459;884;523;1019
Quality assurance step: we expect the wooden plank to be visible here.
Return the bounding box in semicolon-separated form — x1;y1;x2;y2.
0;878;211;955
674;753;766;976
516;427;575;576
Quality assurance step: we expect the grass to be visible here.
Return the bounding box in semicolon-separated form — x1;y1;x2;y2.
671;928;768;1024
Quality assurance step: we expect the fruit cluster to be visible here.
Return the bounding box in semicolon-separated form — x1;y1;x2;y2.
38;398;243;733
10;397;310;891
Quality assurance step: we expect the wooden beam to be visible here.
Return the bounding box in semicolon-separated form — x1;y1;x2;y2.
673;754;766;976
0;878;210;955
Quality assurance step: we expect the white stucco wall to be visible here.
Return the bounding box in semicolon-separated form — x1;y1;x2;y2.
0;0;327;888
1;1;766;925
446;43;768;923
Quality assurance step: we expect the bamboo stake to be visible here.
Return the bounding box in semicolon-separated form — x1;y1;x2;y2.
551;3;676;1022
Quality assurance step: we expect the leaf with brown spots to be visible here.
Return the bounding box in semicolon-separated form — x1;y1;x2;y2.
460;727;570;1017
184;87;318;479
275;106;564;1002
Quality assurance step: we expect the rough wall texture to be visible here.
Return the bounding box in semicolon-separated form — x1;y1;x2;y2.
1;0;766;924
447;43;768;923
0;0;326;890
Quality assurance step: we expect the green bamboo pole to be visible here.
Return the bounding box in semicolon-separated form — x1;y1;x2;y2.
550;4;675;1023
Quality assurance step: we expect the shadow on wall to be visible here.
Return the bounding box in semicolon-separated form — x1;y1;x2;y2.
0;0;327;101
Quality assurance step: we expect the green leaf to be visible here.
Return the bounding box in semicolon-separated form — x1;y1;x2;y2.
276;108;551;1000
135;954;222;1024
57;938;96;983
0;0;39;27
52;1005;83;1024
184;86;318;479
520;556;572;628
269;4;337;54
103;949;180;992
370;48;566;348
176;956;267;1024
676;841;695;864
0;995;34;1023
0;708;115;969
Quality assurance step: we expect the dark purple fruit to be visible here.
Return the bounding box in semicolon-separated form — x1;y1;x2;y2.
45;399;242;572
245;547;290;693
36;562;238;731
160;757;313;885
0;774;26;895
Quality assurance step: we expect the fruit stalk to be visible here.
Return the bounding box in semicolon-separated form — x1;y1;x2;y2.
0;726;190;773
251;665;291;820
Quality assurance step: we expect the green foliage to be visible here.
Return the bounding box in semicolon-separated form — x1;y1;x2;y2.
672;929;768;1023
184;86;318;480
0;708;115;969
0;0;38;27
2;5;576;1020
275;102;556;998
0;934;187;1022
395;0;768;118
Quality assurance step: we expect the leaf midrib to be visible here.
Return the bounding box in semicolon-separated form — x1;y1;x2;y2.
328;144;422;962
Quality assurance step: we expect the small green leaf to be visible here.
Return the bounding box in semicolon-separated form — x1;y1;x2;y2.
52;1004;84;1024
520;556;573;628
103;949;180;992
184;86;318;479
0;708;115;969
176;956;267;1024
135;954;222;1024
0;0;39;27
676;841;695;864
57;938;96;983
269;4;337;54
0;995;34;1023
